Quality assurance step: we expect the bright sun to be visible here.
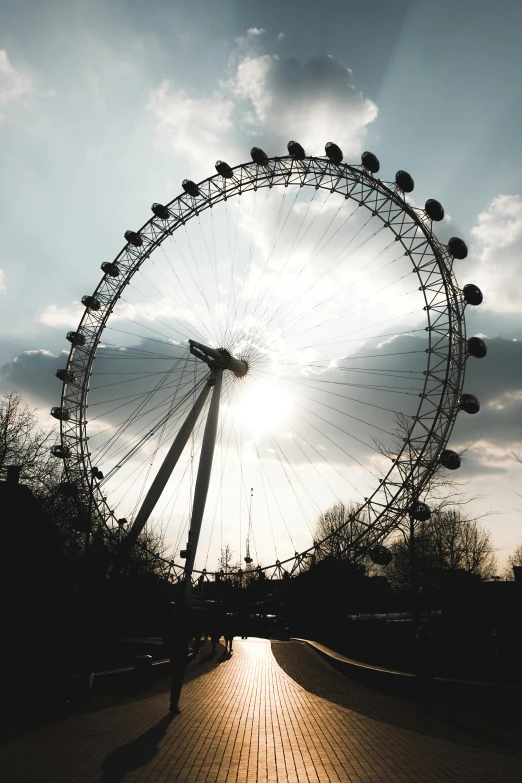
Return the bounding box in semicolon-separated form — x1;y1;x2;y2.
233;380;291;433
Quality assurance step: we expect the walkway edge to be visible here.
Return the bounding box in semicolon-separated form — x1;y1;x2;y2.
291;637;522;711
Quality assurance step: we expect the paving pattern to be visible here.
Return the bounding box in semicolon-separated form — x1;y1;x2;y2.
1;637;521;782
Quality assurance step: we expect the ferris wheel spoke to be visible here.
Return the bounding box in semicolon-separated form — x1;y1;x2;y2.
281;417;354;505
221;199;242;348
233;186;291;346
263;211;381;342
274;245;404;346
246;186;322;333
228;187;279;342
157;244;212;346
88;363;202;428
126;270;205;345
242;190;348;349
277;375;404;416
165;236;218;346
91;358;201;462
240;185;302;339
89;374;207;451
264;430;317;540
89;370;175;392
277;245;411;347
141;245;213;346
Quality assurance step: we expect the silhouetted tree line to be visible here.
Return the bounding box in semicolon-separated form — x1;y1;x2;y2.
0;393;175;682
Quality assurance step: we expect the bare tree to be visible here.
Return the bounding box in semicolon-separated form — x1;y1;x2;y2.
375;412;479;513
508;543;522;568
381;508;497;591
503;543;522;579
217;544;240;573
313;501;369;563
0;392;59;493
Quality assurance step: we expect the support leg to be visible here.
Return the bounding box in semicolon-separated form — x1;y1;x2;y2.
169;369;223;711
117;377;212;564
181;369;223;601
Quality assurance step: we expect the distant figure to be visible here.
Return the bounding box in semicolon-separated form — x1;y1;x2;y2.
414;624;434;710
240;610;250;639
223;613;235;653
208;610;221;654
193;627;204;656
164;604;191;715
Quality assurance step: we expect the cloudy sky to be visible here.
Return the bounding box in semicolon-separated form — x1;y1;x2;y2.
1;0;521;572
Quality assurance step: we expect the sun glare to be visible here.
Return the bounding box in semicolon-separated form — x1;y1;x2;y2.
234;380;291;433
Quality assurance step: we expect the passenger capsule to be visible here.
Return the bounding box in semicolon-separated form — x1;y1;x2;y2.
463;283;483;306
439;449;461;470
361;151;380;173
325;142;343;164
117;518;128;527
151;203;170;220
244;555;253;564
182;179;200;197
50;444;70;459
369;545;393;566
215;160;234;178
124;230;143;247
395;170;414;193
467;336;487;358
424;199;444;221
460;393;480;414
101;261;120;277
82;295;100;311
50;406;70;421
250;147;269;166
409;502;431;521
66;331;86;347
287;140;306;160
56;368;76;383
448;237;468;259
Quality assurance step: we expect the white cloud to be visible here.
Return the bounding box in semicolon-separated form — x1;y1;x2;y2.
148;31;378;165
0;50;31;105
147;81;234;161
0;269;5;292
36;302;83;327
0;50;31;123
470;194;522;313
229;52;378;156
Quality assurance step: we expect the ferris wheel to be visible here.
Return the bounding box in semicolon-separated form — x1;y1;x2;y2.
51;141;485;586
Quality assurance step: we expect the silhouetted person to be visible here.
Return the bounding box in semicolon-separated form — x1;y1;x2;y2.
240;611;250;639
414;624;434;710
193;627;204;656
164;604;190;715
208;608;221;654
223;613;235;653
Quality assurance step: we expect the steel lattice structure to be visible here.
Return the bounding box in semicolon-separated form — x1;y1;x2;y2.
54;150;482;585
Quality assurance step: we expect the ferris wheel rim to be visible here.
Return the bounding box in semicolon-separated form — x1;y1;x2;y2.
57;151;468;579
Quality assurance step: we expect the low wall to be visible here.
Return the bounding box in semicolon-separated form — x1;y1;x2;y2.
293;638;522;715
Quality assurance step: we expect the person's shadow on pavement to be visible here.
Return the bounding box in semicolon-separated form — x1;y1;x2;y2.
101;714;173;783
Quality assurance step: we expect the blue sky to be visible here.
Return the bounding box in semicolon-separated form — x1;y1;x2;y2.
1;0;521;570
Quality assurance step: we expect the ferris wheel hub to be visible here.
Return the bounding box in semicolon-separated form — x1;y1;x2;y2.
188;339;249;378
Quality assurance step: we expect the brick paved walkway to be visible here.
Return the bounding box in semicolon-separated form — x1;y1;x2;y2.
1;637;521;782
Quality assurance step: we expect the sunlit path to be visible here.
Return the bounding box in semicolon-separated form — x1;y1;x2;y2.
1;638;521;782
